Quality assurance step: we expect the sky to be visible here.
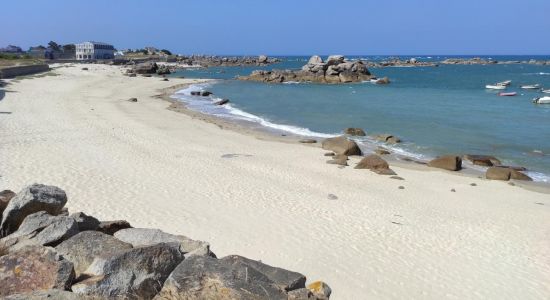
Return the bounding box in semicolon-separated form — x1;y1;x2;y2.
2;0;549;55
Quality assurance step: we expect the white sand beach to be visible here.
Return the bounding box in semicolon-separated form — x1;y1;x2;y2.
1;64;549;299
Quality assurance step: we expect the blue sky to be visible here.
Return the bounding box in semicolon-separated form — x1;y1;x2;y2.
2;0;549;55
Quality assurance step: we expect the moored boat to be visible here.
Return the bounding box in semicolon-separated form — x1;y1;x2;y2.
533;96;550;104
542;89;550;94
496;80;512;86
486;84;506;90
521;84;540;89
498;92;517;96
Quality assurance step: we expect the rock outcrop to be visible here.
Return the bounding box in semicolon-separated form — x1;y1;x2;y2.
0;184;331;299
344;128;366;136
239;55;374;84
177;55;279;67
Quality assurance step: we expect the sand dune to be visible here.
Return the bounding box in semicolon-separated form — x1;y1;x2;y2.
0;64;549;299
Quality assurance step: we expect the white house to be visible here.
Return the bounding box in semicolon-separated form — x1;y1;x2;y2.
75;41;115;60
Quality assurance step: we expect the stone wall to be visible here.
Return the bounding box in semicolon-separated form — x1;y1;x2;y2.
0;64;50;79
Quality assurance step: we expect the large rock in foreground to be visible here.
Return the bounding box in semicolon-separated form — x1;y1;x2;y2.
239;55;374;84
322;136;362;156
1;184;67;234
0;246;75;297
55;231;133;276
427;155;462;171
72;243;183;299
154;255;294;299
463;154;501;166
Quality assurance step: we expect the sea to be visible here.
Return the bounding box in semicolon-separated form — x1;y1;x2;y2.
170;56;550;182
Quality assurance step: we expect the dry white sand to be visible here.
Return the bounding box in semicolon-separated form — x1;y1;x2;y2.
1;64;549;299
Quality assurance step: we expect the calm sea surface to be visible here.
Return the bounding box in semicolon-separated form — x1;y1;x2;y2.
171;56;550;181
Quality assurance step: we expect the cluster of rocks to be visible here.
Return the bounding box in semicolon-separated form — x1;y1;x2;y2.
189;90;230;105
177;55;279;67
427;154;532;181
441;57;550;65
365;58;438;68
239;55;375;84
0;184;331;299
125;62;172;76
317;128;533;182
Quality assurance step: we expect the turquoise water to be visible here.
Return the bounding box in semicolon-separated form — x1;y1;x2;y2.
171;56;550;181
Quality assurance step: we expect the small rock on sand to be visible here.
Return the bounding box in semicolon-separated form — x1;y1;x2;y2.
324;152;335;156
451;188;456;192
390;176;404;180
327;194;338;200
470;183;477;186
299;139;317;144
398;186;405;189
128;98;138;102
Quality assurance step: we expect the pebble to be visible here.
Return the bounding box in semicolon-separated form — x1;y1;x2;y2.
398;186;405;189
327;194;338;200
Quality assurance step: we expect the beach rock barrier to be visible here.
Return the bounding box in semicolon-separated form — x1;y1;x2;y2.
239;55;374;84
0;64;50;79
0;184;331;299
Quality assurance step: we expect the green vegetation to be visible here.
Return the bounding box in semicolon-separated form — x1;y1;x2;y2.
160;49;172;55
0;53;31;60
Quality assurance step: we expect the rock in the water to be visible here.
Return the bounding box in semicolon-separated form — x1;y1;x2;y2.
55;231;132;276
375;147;391;155
374;134;401;144
321;136;361;156
1;184;67;234
113;227;214;257
154;255;290;299
463;154;501;166
0;246;74;297
326;55;345;66
486;167;532;181
427;155;462;171
308;281;332;299
200;91;212;96
344;128;366;136
69;212;100;231
308;55;323;65
355;154;396;175
258;55;268;64
0;190;16;216
375;77;390;84
72;243;183;299
214;99;230;105
96;220;131;235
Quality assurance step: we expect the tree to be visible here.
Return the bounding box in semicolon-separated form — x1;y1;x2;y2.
48;41;61;51
62;44;75;51
160;49;172;55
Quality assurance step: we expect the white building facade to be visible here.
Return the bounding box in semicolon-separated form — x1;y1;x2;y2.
75;42;115;60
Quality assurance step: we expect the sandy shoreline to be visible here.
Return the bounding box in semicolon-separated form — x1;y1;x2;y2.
1;64;549;299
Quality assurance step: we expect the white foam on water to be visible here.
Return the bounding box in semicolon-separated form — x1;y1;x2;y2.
172;83;336;138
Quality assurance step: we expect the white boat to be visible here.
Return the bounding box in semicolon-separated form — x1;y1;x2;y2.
542;89;550;94
521;84;540;89
533;96;550;104
496;80;512;86
485;84;506;90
